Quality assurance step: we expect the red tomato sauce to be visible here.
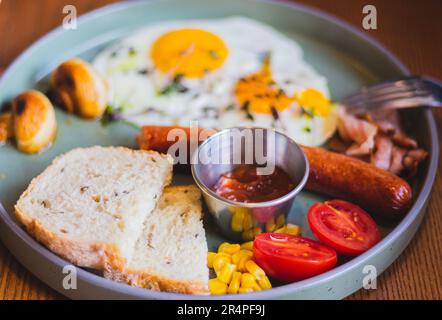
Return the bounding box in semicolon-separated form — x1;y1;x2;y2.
212;164;295;203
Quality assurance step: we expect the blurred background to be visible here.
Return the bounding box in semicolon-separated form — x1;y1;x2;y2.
0;0;441;300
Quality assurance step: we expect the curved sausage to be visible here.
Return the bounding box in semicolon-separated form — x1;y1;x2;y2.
302;146;412;217
137;126;413;217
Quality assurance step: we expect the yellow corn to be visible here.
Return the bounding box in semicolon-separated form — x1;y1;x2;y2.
274;226;286;233
227;272;242;294
265;217;276;232
237;254;252;272
276;214;285;228
231;251;241;265
258;276;272;290
245;260;265;280
243;212;254;231
231;210;245;232
208;241;273;295
284;223;301;236
242;229;255;241
209;278;227;295
240;241;254;251
238;287;253;294
240;273;256;289
232;249;253;265
213;253;231;275
243;226;262;241
218;242;241;255
218;263;237;284
207;252;217;268
252;282;262;291
240;249;253;257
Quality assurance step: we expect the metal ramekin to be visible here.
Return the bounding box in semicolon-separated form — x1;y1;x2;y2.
191;127;309;242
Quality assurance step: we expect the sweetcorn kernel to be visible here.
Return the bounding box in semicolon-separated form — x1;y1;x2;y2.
231;252;241;265
207;252;216;268
276;214;285;228
227;272;242;294
242;229;255;241
240;273;256;289
243;213;254;230
238;287;253;293
231;210;245;232
218;263;237;284
284;223;301;236
237;254;252;272
245;260;265;280
252;282;262;291
213;253;231;275
240;241;254;251
240;249;253;257
218;242;241;255
258;276;272;290
274;226;286;233
232;249;253;265
209;278;227;295
265;217;276;232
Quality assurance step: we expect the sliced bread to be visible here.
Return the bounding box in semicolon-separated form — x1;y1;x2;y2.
104;185;209;294
15;146;173;271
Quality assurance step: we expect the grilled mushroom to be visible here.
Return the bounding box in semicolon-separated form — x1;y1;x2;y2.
0;112;13;145
12;90;57;154
51;58;108;119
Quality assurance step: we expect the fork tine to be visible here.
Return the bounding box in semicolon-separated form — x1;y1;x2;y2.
342;76;441;114
356;77;424;93
346;92;433;107
343;88;432;106
343;79;428;105
345;94;435;114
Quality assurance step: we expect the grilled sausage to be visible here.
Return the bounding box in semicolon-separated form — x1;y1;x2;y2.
137;125;413;216
302;146;412;217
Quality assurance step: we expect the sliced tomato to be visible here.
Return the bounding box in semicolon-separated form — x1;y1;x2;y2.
308;200;381;256
253;233;337;282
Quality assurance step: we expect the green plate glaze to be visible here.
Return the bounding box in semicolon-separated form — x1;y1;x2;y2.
0;0;438;299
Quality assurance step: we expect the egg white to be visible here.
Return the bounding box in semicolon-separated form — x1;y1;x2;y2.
93;17;337;146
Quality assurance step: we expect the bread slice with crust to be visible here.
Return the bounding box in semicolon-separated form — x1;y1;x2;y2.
15;146;173;271
104;185;209;294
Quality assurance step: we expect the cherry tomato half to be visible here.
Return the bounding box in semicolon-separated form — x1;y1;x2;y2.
308;200;381;256
253;233;337;282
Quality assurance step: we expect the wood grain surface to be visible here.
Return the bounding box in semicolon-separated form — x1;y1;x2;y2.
0;0;441;300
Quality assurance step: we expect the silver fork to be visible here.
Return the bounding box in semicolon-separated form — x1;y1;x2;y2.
341;76;442;114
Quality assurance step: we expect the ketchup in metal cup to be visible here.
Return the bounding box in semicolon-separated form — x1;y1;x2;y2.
212;164;295;203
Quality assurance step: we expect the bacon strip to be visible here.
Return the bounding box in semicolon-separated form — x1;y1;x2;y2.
336;109;427;176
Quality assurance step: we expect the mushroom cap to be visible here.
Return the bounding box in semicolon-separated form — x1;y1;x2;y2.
51;58;108;119
12;90;57;154
0;112;13;145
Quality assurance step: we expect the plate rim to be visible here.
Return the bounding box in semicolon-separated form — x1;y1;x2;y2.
0;0;439;300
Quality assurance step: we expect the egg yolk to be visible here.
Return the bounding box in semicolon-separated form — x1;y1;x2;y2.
234;54;295;114
297;88;331;117
150;28;228;78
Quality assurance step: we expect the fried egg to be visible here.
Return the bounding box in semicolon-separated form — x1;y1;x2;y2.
93;17;338;146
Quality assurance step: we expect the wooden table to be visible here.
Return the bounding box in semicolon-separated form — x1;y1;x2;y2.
0;0;441;300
